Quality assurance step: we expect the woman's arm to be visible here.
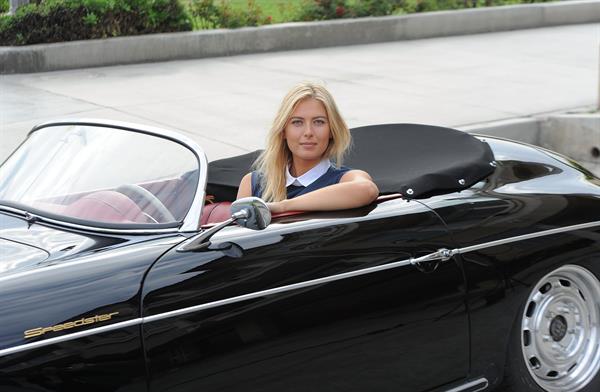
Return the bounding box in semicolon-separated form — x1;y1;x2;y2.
236;173;252;199
267;170;379;213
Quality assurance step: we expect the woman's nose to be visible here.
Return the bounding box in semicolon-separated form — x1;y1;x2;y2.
303;124;315;137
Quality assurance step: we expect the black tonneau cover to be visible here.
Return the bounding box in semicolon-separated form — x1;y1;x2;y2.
206;124;495;201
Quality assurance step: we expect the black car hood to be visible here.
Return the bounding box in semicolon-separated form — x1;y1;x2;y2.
0;212;124;277
0;238;49;275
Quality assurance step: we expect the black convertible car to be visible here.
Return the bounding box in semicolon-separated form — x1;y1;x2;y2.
1;119;599;392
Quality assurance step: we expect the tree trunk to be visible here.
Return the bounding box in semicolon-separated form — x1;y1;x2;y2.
9;0;30;15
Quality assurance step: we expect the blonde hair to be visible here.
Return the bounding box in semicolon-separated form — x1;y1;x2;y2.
255;82;351;202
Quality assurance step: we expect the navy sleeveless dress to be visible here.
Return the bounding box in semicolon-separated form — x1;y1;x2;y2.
251;166;351;199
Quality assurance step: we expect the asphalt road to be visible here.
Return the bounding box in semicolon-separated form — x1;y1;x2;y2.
0;23;598;162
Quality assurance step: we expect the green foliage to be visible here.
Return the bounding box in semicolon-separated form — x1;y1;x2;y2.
295;0;392;20
0;0;193;45
347;0;399;17
189;0;271;29
295;0;550;20
0;0;555;45
82;11;98;25
295;0;336;21
395;0;552;13
296;0;403;20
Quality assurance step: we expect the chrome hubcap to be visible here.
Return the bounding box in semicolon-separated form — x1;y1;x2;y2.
521;265;600;392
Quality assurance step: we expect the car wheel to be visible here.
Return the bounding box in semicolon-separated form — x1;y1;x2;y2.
504;264;600;392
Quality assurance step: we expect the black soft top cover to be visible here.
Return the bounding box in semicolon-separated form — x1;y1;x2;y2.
206;124;495;201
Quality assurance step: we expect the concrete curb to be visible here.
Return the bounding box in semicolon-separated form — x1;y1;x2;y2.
1;0;599;74
460;117;542;145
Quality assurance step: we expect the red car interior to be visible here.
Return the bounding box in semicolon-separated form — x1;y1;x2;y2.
63;190;147;223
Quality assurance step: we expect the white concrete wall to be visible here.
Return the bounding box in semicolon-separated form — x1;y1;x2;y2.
540;113;600;176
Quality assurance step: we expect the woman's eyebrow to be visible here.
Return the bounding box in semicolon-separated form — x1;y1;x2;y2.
289;115;327;120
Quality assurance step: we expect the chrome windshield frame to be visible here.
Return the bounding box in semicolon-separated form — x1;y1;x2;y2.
4;118;208;233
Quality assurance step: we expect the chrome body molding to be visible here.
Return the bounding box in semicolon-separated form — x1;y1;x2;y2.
412;221;600;265
458;221;600;255
444;378;489;392
143;253;417;324
1;220;598;358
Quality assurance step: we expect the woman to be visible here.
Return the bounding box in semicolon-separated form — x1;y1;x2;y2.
237;82;379;213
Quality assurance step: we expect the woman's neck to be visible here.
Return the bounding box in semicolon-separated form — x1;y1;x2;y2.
290;158;324;177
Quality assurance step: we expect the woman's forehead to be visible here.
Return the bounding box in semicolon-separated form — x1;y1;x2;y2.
291;98;327;117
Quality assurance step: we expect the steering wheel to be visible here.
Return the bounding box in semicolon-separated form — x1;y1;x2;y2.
116;184;176;223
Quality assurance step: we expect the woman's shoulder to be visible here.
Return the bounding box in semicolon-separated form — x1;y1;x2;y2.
237;172;253;199
313;164;350;186
333;164;351;172
329;164;352;176
339;168;374;183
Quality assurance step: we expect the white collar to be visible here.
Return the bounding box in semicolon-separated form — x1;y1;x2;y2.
286;159;331;187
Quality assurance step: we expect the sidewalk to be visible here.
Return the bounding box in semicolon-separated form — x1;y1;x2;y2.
0;23;598;162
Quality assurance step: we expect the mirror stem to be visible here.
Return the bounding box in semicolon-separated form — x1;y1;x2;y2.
177;210;249;252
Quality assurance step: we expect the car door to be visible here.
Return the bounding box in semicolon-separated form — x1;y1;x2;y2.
141;198;469;392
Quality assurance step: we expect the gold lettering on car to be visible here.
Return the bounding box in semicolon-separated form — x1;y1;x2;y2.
23;312;119;339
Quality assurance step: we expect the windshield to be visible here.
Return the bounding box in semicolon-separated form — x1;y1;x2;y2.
0;124;200;228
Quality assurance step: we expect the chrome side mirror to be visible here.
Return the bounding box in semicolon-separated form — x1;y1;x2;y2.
231;197;271;230
177;197;271;252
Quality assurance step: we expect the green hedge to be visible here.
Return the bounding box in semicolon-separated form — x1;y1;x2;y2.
1;0;555;46
0;0;192;45
191;0;554;28
190;0;271;29
296;0;552;20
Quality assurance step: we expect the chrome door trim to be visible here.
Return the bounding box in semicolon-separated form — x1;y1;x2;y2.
411;221;600;266
143;254;417;324
458;221;600;254
1;221;598;357
149;220;600;323
444;377;488;392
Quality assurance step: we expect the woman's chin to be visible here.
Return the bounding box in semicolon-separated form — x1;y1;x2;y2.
293;152;325;163
291;146;326;159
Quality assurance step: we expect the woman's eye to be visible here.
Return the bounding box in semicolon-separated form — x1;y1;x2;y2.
314;119;326;125
291;120;303;126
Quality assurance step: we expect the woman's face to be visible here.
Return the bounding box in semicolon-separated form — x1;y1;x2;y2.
284;98;331;165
